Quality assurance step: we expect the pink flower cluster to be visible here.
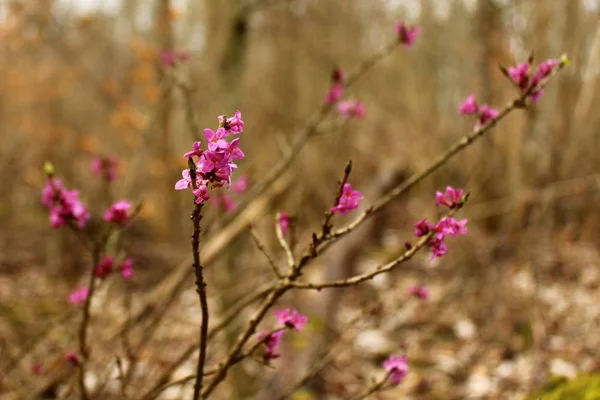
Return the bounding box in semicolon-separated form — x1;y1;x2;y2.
507;58;559;102
408;285;429;300
459;95;499;127
258;308;308;362
175;111;245;205
412;187;468;260
161;49;191;67
331;183;363;215
91;157;118;182
395;21;420;48
383;354;409;384
41;179;91;229
94;256;134;280
103;200;132;224
324;67;367;118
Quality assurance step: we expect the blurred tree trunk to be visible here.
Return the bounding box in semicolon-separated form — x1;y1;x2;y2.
154;0;176;236
476;0;505;232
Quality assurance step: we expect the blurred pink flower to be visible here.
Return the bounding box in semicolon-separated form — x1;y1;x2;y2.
383;355;409;384
408;285;429;300
32;362;44;375
459;95;479;115
119;258;134;280
95;256;114;279
42;179;90;229
258;330;284;362
91;157;118;182
395;22;420;48
478;104;499;126
65;352;80;366
161;49;190;67
69;287;89;304
331;183;363;215
279;212;291;236
275;308;308;332
232;175;249;194
337;100;365;118
508;62;531;89
325;82;344;104
413;218;434;237
103;200;132;224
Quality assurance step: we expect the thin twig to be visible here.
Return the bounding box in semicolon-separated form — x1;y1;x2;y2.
350;372;392;400
189;160;210;400
250;225;283;278
275;216;295;270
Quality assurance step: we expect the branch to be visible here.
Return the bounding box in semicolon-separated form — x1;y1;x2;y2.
275;216;295;270
250;225;283;278
350;372;392;400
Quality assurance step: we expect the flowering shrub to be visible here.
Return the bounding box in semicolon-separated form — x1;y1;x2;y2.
30;15;569;400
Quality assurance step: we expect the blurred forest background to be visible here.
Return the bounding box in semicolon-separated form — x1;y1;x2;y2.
1;0;600;399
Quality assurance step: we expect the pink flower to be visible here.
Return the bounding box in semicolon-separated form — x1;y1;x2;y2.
531;59;558;86
331;183;363;215
65;352;80;366
395;22;420;48
204;128;229;151
224;137;245;159
258;330;284;362
232;175;248;194
325;82;344;104
183;141;203;159
478;104;499;126
435;217;468;239
408;285;429;300
459;95;479;115
32;362;44;375
119;258;134;280
174;169;205;190
413;218;434;237
218;110;244;135
41;179;91;229
176;49;191;62
161;49;190;67
337;100;365;118
429;237;448;261
91;157;118;182
219;194;236;212
103;200;132;224
192;183;211;204
508;62;531;89
383;355;409;384
68;287;89;304
161;50;176;67
274;308;308;332
279;212;291;236
435;186;464;209
95;256;114;279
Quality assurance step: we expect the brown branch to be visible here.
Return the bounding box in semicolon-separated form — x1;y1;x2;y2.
351;372;392;400
188;159;209;400
250;225;283;278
